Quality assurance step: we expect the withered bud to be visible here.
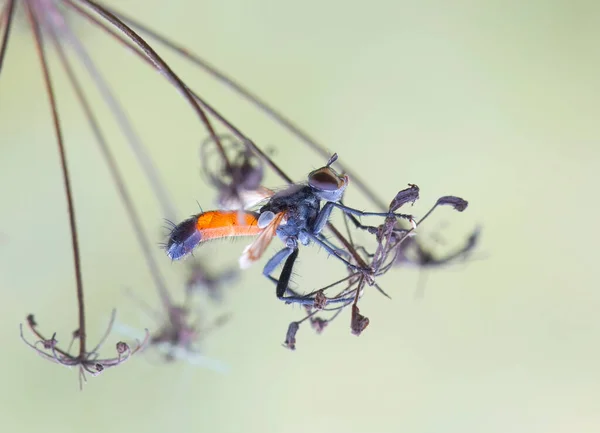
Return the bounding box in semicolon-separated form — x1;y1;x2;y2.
42;335;58;350
389;184;420;211
26;314;37;327
437;196;468;212
313;291;327;310
351;305;370;336
72;329;81;339
95;364;104;373
283;322;300;350
116;341;129;354
310;317;329;334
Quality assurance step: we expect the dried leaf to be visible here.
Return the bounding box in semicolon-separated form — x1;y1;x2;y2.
310;317;329;334
436;196;468;212
283;322;300;350
350;305;370;336
389;184;420;211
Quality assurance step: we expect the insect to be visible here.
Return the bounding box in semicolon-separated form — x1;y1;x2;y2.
165;153;417;304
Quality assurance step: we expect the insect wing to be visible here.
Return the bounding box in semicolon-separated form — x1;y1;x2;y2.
219;186;275;210
239;211;286;269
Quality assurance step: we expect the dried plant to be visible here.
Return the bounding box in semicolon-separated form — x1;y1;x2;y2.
3;0;480;366
91;8;479;347
166;150;474;348
80;3;480;348
186;261;238;303
270;186;474;347
200;134;267;211
21;311;147;389
9;5;149;383
1;0;247;384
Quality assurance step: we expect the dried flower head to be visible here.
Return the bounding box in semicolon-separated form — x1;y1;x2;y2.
20;310;148;389
283;321;300;351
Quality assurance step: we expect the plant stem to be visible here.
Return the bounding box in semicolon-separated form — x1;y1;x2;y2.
26;2;87;356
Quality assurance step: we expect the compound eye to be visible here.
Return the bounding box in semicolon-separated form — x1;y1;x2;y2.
308;167;343;192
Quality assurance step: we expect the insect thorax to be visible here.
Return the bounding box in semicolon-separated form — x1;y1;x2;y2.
260;185;321;242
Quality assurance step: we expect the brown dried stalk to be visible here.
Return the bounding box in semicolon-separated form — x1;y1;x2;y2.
2;0;238;380
12;0;149;388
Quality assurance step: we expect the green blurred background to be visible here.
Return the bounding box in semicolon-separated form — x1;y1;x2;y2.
1;0;599;432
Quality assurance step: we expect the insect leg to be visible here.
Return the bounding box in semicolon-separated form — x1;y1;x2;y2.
275;246;299;299
262;242;304;300
263;245;354;306
262;246;304;301
331;202;415;226
314;202;413;237
263;246;295;288
300;229;362;271
312;202;335;235
315;233;354;260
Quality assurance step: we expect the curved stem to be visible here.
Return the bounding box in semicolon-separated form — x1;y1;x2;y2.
71;0;235;178
99;1;388;211
45;12;174;310
26;1;87;356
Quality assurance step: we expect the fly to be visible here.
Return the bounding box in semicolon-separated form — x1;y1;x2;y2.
164;153;417;305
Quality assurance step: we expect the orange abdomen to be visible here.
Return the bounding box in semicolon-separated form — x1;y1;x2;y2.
165;210;261;260
195;211;262;240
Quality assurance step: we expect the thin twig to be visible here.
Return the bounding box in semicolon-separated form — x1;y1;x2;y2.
46;10;173;308
62;0;366;273
100;1;389;211
59;7;177;222
69;0;235;177
26;0;87;356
